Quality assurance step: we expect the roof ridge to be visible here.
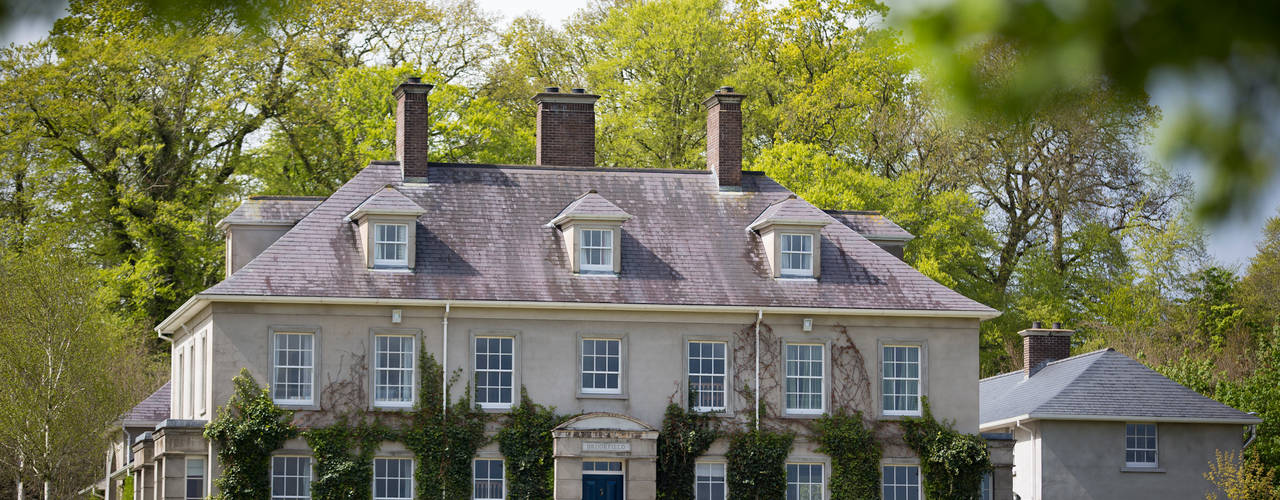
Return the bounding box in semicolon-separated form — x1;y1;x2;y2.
981;348;1111;382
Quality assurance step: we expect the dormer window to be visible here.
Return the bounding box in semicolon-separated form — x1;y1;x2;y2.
347;186;426;271
374;223;409;267
780;233;814;277
579;229;614;273
549;190;632;275
748;195;832;280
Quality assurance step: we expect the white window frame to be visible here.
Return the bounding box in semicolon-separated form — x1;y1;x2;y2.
980;471;993;500
373;223;409;268
475;336;515;409
373;457;413;500
272;332;315;406
473;459;505;500
373;335;415;408
785;462;824;500
582;460;624;474
882;464;922;500
694;461;726;500
271;456;313;500
195;332;206;416
177;349;186;417
1125;423;1159;468
580;338;622;395
779;233;814;277
688;341;727;412
784;343;825;415
882;345;922;417
185;457;205;500
578;228;614;273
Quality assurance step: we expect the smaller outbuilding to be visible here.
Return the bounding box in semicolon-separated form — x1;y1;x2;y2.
980;323;1261;500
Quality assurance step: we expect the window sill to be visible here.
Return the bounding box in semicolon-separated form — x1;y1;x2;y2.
369;267;412;273
575;271;618;278
878;412;923;421
777;276;817;282
371;404;415;412
783;411;824;419
577;391;628;400
480;404;514;414
1120;466;1165;473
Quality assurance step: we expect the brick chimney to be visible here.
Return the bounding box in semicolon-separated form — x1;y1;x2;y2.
533;87;598;167
704;86;745;191
1020;322;1073;377
394;77;434;182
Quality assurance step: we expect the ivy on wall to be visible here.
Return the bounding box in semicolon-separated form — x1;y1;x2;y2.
403;352;490;499
120;474;133;500
656;402;721;500
304;417;387;500
813;409;882;500
497;388;567;500
204;369;298;500
901;399;991;499
725;418;794;500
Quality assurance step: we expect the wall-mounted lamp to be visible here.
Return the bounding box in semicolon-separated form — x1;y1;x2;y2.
802;318;813;331
391;308;403;324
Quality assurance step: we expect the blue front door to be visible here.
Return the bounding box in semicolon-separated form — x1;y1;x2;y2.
583;474;623;500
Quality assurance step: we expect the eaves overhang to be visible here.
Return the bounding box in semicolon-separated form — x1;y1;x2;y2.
979;412;1264;432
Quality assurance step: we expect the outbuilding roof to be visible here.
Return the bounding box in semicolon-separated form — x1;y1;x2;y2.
825;210;914;242
980;349;1260;428
121;381;170;425
196;162;995;315
215;196;324;230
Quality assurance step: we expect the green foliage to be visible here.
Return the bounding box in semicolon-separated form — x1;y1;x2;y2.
121;474;133;500
901;400;990;499
813;410;881;499
1205;450;1280;500
303;417;388;500
497;388;567;500
204;369;298;500
402;352;490;499
1215;326;1280;473
725;426;794;500
656;402;720;500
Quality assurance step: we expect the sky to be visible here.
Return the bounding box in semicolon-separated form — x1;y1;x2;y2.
3;0;1278;268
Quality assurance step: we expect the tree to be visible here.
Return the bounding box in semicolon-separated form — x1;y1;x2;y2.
1205;450;1280;500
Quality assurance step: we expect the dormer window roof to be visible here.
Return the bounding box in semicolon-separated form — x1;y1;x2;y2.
749;195;832;280
550;190;632;275
347;186;425;270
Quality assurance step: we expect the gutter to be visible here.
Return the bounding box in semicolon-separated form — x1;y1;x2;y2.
980;412;1265;431
1245;412;1260;448
157;294;1000;334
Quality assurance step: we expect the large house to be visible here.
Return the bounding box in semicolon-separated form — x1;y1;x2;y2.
980;324;1262;500
115;80;1000;500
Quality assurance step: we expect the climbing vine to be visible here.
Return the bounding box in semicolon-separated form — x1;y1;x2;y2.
656;401;721;500
901;399;991;499
121;475;133;500
725;396;794;500
402;352;490;499
497;388;567;500
813;409;882;499
829;325;874;412
733;323;780;426
303;416;388;500
204;369;298;500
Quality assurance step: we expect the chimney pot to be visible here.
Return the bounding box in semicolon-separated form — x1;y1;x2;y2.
1053;321;1063;329
704;87;746;191
407;76;421;84
393;78;434;182
1032;321;1042;329
545;86;560;93
533;89;599;166
571;88;586;94
1020;323;1073;377
719;85;735;93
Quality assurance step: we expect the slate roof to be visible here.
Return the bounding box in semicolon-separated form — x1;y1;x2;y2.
551;190;632;225
749;195;833;230
349;185;426;218
825;210;914;241
216;196;324;229
121;381;170;425
980;349;1260;427
202;162;995;314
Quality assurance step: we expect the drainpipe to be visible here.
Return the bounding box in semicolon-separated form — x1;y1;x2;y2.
1015;419;1038;500
442;303;451;414
754;309;763;430
1245;412;1260;448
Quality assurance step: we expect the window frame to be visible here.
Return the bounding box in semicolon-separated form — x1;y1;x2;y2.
877;340;927;419
1125;423;1159;468
371;333;417;409
270;328;319;408
785;462;825;500
687;340;729;413
185;456;205;500
783;342;826;416
472;458;506;500
472;333;518;411
372;223;410;268
694;461;727;500
881;463;922;500
372;457;414;500
270;455;313;500
779;233;815;278
577;333;627;398
578;228;615;274
881;344;923;417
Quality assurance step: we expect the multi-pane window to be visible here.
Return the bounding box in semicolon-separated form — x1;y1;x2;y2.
785;344;824;413
780;233;814;277
1126;423;1158;467
475;337;515;408
579;229;614;273
271;456;312;500
374;335;415;407
786;463;824;500
695;462;726;500
373;223;409;267
473;459;505;500
185;457;205;500
373;458;412;500
581;338;621;394
688;341;727;412
882;465;921;500
882;345;921;416
273;333;314;404
980;472;993;500
583;461;623;472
